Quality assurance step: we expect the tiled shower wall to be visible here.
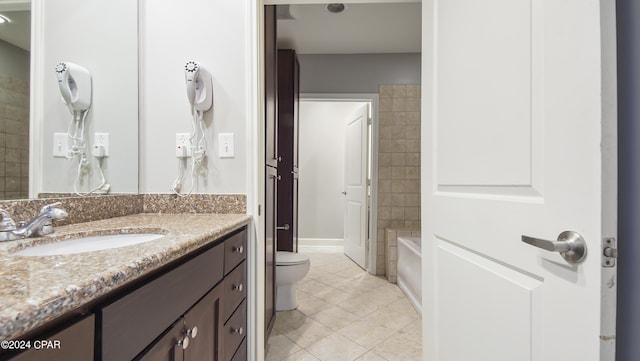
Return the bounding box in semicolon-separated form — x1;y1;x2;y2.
376;84;421;275
0;74;29;199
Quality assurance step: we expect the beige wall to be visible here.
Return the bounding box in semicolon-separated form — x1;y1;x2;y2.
376;84;421;274
0;74;29;199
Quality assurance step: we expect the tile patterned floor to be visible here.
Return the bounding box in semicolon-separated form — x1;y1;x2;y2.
266;250;422;361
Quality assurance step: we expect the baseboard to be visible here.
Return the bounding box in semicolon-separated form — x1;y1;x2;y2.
298;238;344;253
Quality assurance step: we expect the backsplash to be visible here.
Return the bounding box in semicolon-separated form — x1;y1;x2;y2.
0;194;247;227
376;84;421;275
0;195;144;226
142;194;246;214
0;74;29;200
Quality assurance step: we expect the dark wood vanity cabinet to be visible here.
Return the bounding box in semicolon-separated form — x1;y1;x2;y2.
2;226;248;361
7;315;95;361
129;228;248;361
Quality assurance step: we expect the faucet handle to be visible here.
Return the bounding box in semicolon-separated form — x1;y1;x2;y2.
40;202;62;213
0;209;17;231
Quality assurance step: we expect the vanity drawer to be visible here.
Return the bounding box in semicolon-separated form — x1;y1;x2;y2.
223;299;247;361
101;242;224;361
223;260;246;322
224;230;247;275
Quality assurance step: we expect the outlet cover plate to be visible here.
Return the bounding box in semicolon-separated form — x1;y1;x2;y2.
176;133;192;157
94;132;110;157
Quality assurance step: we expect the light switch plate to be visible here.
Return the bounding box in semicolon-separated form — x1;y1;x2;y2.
53;133;68;157
218;133;234;158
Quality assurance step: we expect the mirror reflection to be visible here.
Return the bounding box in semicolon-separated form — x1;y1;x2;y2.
0;0;139;200
0;2;30;199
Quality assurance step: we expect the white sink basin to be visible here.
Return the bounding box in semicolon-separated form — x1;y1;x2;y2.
15;233;165;256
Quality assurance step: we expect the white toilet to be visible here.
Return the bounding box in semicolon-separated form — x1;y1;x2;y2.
275;251;310;311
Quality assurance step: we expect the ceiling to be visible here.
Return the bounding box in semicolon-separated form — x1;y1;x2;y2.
0;0;30;51
277;2;421;54
0;2;422;55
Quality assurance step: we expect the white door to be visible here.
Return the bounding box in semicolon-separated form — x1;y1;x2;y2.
422;1;616;361
344;104;369;269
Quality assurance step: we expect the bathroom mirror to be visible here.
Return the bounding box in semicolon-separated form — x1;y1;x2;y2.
0;0;139;199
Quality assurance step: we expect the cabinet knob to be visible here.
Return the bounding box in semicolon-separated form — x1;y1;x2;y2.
186;326;198;339
177;335;190;350
232;326;244;335
232;245;244;254
232;283;243;292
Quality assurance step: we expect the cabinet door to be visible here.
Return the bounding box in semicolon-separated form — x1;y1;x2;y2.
265;166;277;340
8;315;94;361
138;284;223;361
137;318;186;361
184;284;223;361
276;49;298;253
264;5;278;167
292;52;300;253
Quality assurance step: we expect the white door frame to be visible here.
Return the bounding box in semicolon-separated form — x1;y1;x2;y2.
301;94;379;274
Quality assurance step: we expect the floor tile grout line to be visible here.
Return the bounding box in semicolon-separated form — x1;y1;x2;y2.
268;251;422;361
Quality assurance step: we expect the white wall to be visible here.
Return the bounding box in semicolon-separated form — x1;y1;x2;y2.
139;0;248;194
298;53;421;93
298;100;366;242
37;0;138;194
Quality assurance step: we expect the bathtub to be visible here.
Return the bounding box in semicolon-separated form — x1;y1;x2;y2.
397;236;422;315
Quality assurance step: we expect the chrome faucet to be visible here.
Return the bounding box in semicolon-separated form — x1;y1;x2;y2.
0;202;68;242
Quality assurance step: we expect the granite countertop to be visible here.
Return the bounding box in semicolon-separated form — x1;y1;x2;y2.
0;213;252;342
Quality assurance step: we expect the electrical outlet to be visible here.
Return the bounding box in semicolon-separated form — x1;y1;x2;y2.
53;133;68;157
176;133;192;158
94;133;110;157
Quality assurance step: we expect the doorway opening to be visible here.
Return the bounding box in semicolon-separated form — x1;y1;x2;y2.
298;95;378;272
261;1;422;359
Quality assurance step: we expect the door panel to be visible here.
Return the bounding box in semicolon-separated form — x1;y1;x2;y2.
436;0;534;188
437;239;541;360
344;104;369;268
423;0;614;360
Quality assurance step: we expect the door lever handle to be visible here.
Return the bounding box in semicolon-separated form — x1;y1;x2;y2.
276;224;290;231
521;231;587;264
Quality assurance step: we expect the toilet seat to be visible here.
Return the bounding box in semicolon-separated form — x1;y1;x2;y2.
276;251;309;266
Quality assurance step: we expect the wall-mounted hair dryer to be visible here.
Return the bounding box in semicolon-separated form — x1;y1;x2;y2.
55;62;92;111
172;61;213;196
184;60;213;112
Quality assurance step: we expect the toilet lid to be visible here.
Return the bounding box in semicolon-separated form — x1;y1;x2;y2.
276;251;310;265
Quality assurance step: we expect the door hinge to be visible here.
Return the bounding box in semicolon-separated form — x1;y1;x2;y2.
368;117;372;125
258;205;261;216
602;237;618;268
